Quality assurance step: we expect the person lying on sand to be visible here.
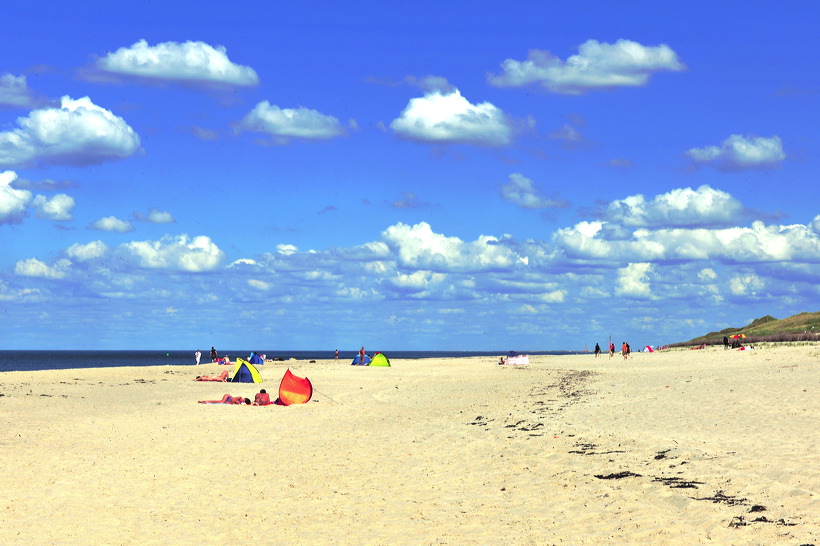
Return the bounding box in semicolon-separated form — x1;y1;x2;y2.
194;370;229;382
253;389;272;406
198;394;250;405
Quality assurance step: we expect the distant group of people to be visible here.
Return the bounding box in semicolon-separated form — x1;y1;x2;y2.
592;341;629;359
193;347;221;365
723;336;744;349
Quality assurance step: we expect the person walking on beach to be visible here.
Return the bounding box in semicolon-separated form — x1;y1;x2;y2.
594;343;601;358
609;342;615;358
195;349;201;365
723;336;729;350
210;347;218;363
622;342;628;360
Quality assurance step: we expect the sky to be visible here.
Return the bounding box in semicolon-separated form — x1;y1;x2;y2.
0;1;818;351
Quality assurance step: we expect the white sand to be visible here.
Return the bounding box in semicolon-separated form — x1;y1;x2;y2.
0;344;817;544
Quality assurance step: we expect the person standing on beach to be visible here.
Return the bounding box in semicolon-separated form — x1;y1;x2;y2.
195;349;201;365
210;347;218;363
622;342;628;360
594;343;601;358
335;349;339;361
723;336;729;350
359;346;365;364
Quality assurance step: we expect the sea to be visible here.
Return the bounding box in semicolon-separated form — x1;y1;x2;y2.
0;350;580;373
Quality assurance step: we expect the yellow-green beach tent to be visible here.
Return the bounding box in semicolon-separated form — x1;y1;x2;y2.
370;353;390;367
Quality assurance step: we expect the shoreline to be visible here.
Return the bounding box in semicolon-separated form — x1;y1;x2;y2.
1;346;817;543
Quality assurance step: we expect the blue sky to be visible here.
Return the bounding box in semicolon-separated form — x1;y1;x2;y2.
1;1;818;351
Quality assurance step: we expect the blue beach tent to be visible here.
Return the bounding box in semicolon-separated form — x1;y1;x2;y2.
249;352;264;365
351;354;371;365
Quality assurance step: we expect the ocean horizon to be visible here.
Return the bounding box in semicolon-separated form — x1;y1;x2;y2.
0;349;583;373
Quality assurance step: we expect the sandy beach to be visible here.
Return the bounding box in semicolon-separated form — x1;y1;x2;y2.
0;344;817;544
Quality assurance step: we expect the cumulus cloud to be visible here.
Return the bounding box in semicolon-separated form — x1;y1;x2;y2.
554;217;820;264
382;221;519;271
66;240;108;261
488;39;684;94
89;216;134;233
390;89;512;146
605;185;743;227
122;234;224;272
15;257;70;279
0;170;32;224
0;74;39;108
0;96;140;168
95;39;259;87
729;273;764;296
615;262;653;298
686;134;785;171
500;173;569;209
32;193;75;220
238;101;346;142
133;208;175;224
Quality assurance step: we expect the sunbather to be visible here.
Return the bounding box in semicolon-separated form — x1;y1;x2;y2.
198;394;250;404
253;389;272;406
195;370;229;382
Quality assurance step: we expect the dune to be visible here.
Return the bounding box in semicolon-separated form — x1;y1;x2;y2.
0;344;817;544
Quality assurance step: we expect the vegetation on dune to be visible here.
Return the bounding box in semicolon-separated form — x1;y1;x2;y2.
671;311;820;347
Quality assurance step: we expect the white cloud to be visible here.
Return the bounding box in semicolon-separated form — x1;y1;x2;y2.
548;124;583;142
539;289;567;303
729;273;764;296
0;74;37;107
554;216;820;265
390;191;431;209
248;279;270;290
0;96;140;168
615;262;653;298
122;234;224;272
66;240;108;261
14;257;70;279
606;185;742;227
238;101;346;141
382;221;519;271
388;270;447;293
390;89;512;146
686;134;785;171
404;75;456;94
488;39;684;94
276;244;298;256
0;170;32;224
90;216;133;233
32;193;75;220
500;173;569;209
134;208;175;224
96;39;259;87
